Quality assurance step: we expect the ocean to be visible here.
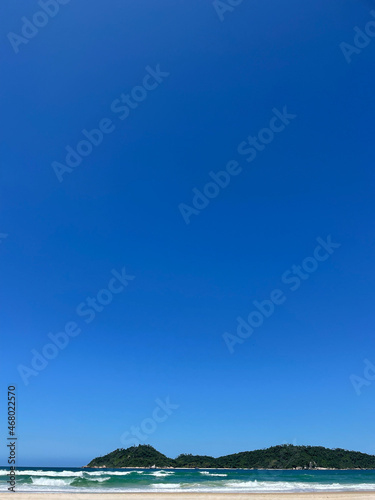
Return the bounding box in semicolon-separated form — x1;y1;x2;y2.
1;467;375;493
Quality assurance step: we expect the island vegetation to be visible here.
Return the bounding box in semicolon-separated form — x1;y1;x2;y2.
87;444;375;469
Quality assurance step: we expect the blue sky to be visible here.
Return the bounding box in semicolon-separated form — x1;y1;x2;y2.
1;0;375;466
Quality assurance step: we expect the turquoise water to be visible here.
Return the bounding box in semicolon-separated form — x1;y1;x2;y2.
1;467;375;492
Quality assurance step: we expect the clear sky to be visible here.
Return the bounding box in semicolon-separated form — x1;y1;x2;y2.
1;0;375;467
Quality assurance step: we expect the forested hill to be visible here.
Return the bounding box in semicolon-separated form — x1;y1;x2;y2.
87;445;174;468
87;444;375;469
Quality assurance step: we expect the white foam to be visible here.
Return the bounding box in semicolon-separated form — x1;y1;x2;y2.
151;483;181;489
1;482;375;494
200;471;227;476
31;477;74;487
148;470;175;477
90;477;110;483
84;470;133;476
0;469;142;478
6;470;83;477
222;480;375;492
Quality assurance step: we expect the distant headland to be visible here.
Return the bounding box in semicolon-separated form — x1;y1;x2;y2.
86;444;375;470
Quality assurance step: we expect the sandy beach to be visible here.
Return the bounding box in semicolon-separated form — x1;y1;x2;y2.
1;493;375;500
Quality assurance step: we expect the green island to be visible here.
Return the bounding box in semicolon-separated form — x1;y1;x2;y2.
86;444;375;469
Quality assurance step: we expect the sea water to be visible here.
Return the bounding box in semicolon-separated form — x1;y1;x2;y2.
1;467;375;492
